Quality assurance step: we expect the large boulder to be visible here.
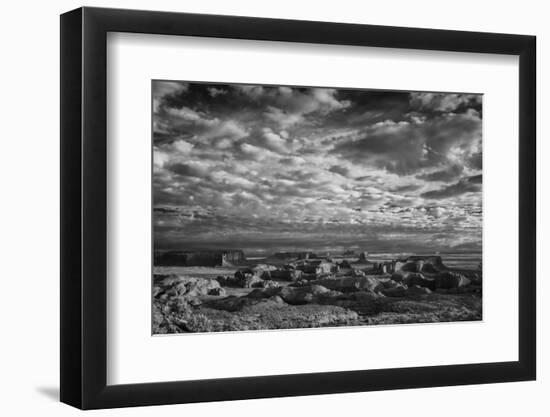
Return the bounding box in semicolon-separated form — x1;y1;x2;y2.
234;268;254;279
215;275;229;286
153;274;222;299
271;269;303;281
204;295;253;312
239;274;263;288
317;290;381;316
251;264;277;279
315;262;336;275
246;287;281;299
278;285;335;305
401;262;419;272
435;272;471;289
233;269;263;288
253;270;271;280
383;284;431;297
420;263;439;273
406;285;432;295
252;279;280;289
207;287;227;296
245;284;334;305
314;276;383;293
295;263;317;274
278;287;313;305
390;272;405;282
394;260;417;273
215;274;248;288
395;256;445;274
381;279;405;290
381;282;407;297
403;273;436;290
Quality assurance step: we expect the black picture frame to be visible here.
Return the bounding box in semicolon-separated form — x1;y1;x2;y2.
60;6;536;410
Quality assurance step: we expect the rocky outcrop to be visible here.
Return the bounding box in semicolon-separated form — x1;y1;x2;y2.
435;272;471;289
271;269;303;281
382;284;432;297
403;272;436;290
153;274;222;300
245;284;335;305
234;269;263;288
253;279;280;289
277;285;333;305
292;260;337;275
153;251;482;334
215;275;232;286
208;287;227;296
313;276;384;293
251;264;278;279
393;255;446;275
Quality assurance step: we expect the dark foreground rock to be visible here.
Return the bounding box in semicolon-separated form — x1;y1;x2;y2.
152;259;482;334
364;294;482;325
235;284;341;306
153;295;360;333
403;273;436;290
435;272;471;289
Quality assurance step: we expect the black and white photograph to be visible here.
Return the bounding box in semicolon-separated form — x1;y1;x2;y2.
151;80;483;334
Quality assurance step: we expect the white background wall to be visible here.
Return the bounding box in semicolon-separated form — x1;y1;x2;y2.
0;0;546;415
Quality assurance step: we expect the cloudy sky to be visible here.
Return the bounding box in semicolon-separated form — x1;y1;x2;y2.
153;81;482;255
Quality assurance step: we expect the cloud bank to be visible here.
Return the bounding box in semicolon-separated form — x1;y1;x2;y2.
152;81;482;254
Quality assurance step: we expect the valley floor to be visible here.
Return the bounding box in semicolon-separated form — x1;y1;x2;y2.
152;260;482;334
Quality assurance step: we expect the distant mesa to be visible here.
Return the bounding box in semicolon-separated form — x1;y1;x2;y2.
358;251;369;261
330;250;368;260
155;250;245;267
154;250;449;276
272;251;317;260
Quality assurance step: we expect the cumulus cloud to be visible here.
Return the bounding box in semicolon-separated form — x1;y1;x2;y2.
256;128;289;153
264;106;303;129
416;164;464;182
239;143;276;161
334;111;481;175
421;176;482;199
152;80;482;252
153;81;188;98
410;92;482;113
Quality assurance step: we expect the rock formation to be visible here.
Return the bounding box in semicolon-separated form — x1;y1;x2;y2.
155;250;245;267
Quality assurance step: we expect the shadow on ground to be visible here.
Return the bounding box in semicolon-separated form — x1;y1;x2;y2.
36;386;59;401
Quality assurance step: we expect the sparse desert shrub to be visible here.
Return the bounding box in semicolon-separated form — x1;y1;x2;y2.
181;313;215;332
